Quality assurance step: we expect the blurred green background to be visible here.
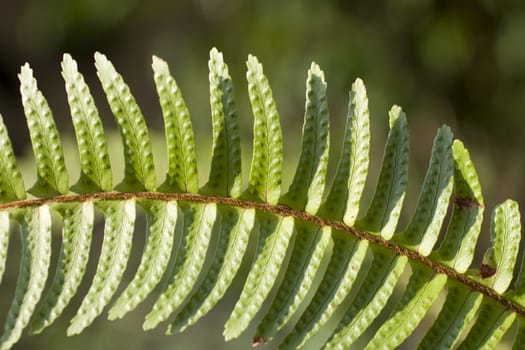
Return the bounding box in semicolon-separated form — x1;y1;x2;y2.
1;0;524;349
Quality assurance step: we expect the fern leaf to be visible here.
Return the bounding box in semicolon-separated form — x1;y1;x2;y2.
245;54;283;204
94;53;156;192
281;62;330;214
62;54;112;193
1;49;525;350
324;249;408;349
168;206;255;333
224;213;294;340
0;115;25;202
0;206;52;350
357;105;409;239
279;233;368;349
202;48;242;197
319;78;370;223
152;56;199;193
0;212;8;285
341;78;370;226
108;200;178;320
254;223;333;344
30;202;94;334
143;203;217;330
395;125;454;255
68;200;135;335
19;65;69;197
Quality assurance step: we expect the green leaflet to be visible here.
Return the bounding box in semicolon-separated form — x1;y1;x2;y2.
0;115;25;202
30;202;94;334
152;56;199;193
395;126;454;255
417;280;483;350
19;64;69;197
168;206;255;334
324;248;408;349
281;62;330;214
280;233;368;349
342;78;370;226
433;140;484;273
245;54;283;205
201;48;242;198
143;203;217;330
224;213;294;340
356;105;409;239
154;204;185;302
320;78;370;223
481;200;521;294
254;223;333;344
95;52;156;192
0;211;9;285
108;200;178;320
0;206;52;350
457;299;516;350
62;54;112;193
68;200;135;335
364;263;447;350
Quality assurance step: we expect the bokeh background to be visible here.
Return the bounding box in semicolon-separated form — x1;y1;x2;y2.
0;0;524;349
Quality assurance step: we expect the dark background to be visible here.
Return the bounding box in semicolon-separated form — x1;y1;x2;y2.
0;0;524;349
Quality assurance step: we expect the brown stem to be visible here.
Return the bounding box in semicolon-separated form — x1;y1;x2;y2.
1;191;523;317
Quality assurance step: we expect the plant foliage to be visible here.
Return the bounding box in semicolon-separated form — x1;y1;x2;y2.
0;48;523;349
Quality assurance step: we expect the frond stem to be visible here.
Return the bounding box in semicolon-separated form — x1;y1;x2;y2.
1;191;523;317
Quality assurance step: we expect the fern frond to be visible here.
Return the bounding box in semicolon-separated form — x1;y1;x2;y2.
152;56;198;194
143;202;216;330
108;200;178;320
167;206;255;334
19;65;68;196
0;206;51;350
95;53;156;192
62;54;112;193
0;48;524;350
67;200;135;335
30;202;94;334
